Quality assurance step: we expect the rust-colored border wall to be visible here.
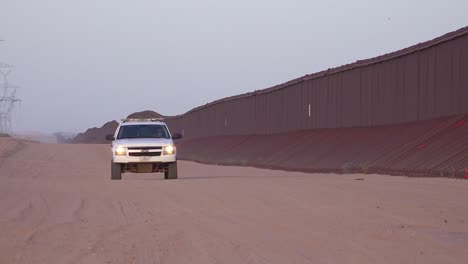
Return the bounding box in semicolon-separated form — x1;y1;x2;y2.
166;27;468;138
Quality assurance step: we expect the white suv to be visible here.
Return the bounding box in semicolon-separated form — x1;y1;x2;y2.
107;118;182;180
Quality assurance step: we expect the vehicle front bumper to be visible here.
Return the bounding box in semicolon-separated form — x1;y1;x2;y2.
112;154;176;164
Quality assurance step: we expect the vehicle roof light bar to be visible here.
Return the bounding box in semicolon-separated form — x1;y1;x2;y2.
121;118;165;123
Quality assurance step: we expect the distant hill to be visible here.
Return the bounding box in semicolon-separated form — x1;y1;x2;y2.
72;110;164;144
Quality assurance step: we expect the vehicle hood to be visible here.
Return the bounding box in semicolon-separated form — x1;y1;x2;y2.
114;138;173;147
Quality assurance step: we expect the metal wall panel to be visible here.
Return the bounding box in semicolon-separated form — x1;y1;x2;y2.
402;53;420;122
462;36;468;114
165;27;468;139
340;69;361;127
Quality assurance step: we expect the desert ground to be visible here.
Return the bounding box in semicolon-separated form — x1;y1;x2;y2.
0;137;467;264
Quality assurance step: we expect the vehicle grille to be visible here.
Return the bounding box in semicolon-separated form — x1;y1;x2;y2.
129;152;162;157
127;146;162;150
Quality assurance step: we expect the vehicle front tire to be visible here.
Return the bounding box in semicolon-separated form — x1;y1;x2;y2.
164;162;178;180
111;161;122;180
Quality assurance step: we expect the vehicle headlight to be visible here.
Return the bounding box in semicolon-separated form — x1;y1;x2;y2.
115;146;127;155
163;145;175;155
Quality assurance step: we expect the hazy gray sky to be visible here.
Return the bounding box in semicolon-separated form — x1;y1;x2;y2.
1;0;468;133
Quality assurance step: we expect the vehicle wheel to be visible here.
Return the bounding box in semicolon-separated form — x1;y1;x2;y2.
111;161;122;180
164;162;178;179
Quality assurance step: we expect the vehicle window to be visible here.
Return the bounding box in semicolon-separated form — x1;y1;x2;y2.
117;125;170;139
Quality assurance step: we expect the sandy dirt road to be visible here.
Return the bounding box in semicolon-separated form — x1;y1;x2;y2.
1;137;468;264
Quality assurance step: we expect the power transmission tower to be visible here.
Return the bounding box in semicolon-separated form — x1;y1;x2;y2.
0;41;21;134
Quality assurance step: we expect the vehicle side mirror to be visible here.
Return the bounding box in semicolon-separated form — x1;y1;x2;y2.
105;134;115;141
172;133;183;140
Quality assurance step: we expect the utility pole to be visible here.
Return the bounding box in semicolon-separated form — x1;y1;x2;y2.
0;39;21;134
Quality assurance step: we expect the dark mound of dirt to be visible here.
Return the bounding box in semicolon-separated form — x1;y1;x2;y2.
72;110;166;144
73;120;119;144
127;110;163;119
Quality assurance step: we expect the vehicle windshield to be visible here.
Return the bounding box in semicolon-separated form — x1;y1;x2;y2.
117;124;170;139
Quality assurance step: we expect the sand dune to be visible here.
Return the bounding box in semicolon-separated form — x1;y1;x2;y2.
0;137;467;263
